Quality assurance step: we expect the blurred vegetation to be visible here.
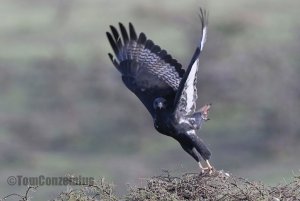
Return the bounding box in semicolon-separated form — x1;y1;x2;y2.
0;0;299;199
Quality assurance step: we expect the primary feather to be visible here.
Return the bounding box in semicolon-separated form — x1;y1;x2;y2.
173;8;208;117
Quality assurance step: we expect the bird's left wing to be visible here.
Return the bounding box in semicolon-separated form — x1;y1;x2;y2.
107;23;185;117
173;9;208;118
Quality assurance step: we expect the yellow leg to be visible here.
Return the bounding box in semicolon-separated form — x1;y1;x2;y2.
205;160;214;174
199;160;214;174
198;162;205;173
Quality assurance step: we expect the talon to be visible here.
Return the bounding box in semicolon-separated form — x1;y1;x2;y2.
199;160;215;174
198;162;205;174
201;167;213;174
200;168;208;174
205;160;214;174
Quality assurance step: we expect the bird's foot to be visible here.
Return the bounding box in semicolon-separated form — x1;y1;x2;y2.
204;160;214;174
199;103;211;121
198;160;214;175
200;167;214;175
199;160;230;177
198;162;206;174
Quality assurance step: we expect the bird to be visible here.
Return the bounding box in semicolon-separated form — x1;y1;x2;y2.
106;9;213;173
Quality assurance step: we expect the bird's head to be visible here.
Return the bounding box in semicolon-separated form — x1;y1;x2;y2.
153;97;167;110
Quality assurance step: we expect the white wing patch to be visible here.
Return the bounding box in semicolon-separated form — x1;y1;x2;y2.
178;117;190;124
174;55;199;117
187;129;196;136
200;26;207;51
184;58;199;114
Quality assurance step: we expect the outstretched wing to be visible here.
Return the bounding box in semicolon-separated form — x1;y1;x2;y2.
107;23;185;117
173;8;208;117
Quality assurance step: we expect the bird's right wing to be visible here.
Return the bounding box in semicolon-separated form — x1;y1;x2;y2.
173;9;208;118
107;23;185;118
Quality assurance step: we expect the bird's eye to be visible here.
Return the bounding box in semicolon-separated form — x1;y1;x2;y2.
190;119;195;125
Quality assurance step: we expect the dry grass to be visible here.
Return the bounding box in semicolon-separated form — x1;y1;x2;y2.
126;170;300;200
4;171;299;201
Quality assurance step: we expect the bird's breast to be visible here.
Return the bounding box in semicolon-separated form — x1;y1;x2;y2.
153;114;175;136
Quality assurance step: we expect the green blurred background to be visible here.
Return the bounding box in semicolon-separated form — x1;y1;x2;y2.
0;0;299;199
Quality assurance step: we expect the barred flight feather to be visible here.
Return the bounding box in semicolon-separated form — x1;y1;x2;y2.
107;23;185;90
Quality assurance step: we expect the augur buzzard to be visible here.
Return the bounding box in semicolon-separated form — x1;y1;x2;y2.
107;9;213;173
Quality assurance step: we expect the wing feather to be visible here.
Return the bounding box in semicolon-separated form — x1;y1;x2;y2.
107;23;185;117
119;23;129;44
106;32;119;57
173;8;208;117
129;23;137;40
137;32;147;45
108;53;119;68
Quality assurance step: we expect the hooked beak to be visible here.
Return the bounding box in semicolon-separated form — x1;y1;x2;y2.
158;102;164;109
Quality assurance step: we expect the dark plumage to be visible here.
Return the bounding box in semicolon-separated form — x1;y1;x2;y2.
107;8;213;172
